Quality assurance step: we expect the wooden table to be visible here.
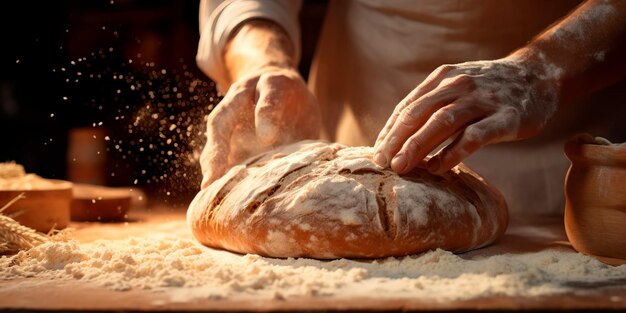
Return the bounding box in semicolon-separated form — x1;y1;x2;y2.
1;208;625;312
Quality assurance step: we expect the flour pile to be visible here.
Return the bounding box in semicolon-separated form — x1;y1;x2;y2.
1;224;625;302
0;162;56;190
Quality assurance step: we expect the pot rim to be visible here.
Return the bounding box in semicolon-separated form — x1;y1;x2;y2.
0;179;73;193
565;135;626;167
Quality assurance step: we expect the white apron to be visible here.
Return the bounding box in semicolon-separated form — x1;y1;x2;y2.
308;0;593;214
199;0;626;214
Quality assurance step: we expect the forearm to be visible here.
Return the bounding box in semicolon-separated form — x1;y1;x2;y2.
201;18;319;186
224;20;297;86
511;0;626;105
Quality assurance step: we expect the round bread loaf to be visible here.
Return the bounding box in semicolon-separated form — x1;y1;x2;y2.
187;141;508;259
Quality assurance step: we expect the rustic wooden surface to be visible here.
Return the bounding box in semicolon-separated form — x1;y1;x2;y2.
1;207;625;312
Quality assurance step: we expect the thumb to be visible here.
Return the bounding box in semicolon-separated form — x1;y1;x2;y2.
200;144;227;189
201;90;253;188
200;123;230;189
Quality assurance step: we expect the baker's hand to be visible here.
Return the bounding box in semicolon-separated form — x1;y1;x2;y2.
200;66;321;187
374;55;561;175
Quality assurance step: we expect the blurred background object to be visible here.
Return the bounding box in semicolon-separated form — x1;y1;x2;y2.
564;135;626;265
0;0;329;207
67;127;109;185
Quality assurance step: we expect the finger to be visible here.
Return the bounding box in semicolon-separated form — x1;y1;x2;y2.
426;111;518;175
390;101;487;174
254;75;297;145
200;91;253;188
374;75;473;167
278;91;322;145
200;139;226;189
375;64;456;147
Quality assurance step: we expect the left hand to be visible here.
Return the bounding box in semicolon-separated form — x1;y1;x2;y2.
373;55;561;175
199;66;320;188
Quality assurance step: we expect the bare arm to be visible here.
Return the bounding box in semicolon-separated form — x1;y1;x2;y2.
200;20;320;187
223;20;296;86
374;0;626;175
518;0;626;104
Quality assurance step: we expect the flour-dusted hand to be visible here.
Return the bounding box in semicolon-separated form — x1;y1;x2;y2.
373;0;626;176
201;66;320;187
374;55;562;175
198;19;321;188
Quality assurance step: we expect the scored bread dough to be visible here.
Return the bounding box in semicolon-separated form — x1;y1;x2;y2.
187;140;508;259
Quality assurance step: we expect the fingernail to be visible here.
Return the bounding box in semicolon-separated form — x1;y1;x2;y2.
373;152;388;166
427;157;441;173
391;154;407;172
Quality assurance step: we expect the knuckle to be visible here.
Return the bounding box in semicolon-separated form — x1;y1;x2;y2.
427;64;454;82
405;137;424;155
224;87;253;104
431;108;456;129
399;108;418;127
438;64;455;74
449;74;474;88
442;149;467;169
265;73;289;83
375;134;386;144
387;111;401;124
396;94;416;111
391;102;406;116
462;125;485;146
263;72;299;87
231;77;257;91
398;103;424;126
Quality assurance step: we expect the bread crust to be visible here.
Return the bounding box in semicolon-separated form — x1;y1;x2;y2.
188;141;508;259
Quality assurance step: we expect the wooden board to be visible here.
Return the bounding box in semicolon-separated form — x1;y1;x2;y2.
1;207;625;312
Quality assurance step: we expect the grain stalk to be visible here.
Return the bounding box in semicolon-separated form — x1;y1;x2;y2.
0;193;49;255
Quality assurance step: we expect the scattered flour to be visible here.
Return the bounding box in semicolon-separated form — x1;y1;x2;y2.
2;225;625;303
594;51;606;62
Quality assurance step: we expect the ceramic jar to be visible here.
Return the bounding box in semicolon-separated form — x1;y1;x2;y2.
564;134;626;265
0;180;73;232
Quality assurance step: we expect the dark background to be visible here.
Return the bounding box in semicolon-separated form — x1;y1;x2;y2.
0;0;327;207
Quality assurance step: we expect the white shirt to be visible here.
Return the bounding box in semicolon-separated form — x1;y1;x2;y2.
197;0;620;214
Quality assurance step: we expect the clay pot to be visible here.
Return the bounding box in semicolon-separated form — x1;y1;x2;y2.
0;180;73;232
71;184;132;222
564;135;626;265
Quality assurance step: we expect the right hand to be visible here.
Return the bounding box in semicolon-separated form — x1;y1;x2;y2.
200;66;321;188
373;55;560;176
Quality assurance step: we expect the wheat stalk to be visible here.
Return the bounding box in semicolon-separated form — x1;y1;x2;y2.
0;193;50;255
0;193;25;213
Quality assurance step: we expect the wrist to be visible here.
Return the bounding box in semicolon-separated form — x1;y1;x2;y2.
224;20;297;83
229;60;297;82
506;46;565;104
507;46;564;82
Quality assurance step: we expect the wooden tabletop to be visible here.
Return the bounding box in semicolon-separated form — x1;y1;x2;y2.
1;207;625;312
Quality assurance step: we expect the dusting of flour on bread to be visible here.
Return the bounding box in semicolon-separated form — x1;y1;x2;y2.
188;140;508;259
